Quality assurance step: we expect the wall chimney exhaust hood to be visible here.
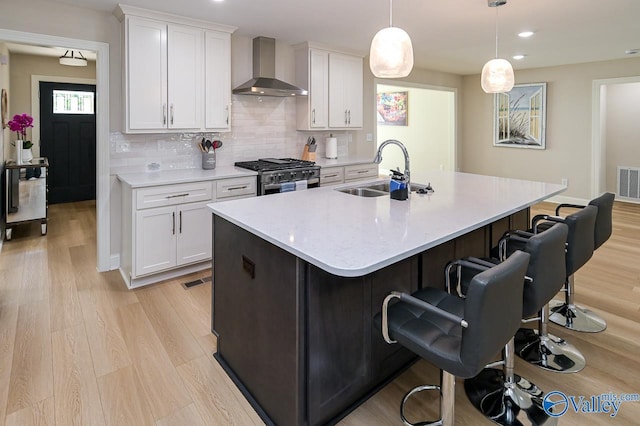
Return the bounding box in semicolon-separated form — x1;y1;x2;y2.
233;37;308;97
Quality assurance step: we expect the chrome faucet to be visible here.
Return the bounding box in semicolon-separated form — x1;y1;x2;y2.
373;139;411;194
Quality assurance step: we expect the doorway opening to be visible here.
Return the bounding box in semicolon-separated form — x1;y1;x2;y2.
592;76;640;203
375;81;456;175
0;29;110;271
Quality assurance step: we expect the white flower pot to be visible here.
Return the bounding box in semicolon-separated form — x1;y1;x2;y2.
22;148;33;163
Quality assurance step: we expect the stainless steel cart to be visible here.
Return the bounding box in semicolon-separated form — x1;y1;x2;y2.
4;157;49;240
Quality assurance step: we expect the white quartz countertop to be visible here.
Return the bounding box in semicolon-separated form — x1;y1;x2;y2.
208;171;565;277
117;166;257;188
314;156;375;167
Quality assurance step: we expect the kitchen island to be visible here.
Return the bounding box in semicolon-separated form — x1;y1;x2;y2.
208;171;565;426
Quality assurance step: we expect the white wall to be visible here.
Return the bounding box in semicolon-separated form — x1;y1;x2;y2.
605;82;640;193
460;57;640;201
377;83;454;175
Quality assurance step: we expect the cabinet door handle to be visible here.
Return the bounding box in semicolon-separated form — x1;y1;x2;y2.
170;104;174;125
165;193;189;199
348;110;351;125
312;108;316;124
179;211;182;233
172;212;175;235
163;103;167;125
226;104;230;125
344;110;348;124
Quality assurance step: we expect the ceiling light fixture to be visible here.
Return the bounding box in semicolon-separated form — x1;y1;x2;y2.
518;31;534;38
369;0;414;78
481;0;514;93
59;50;87;67
512;54;526;60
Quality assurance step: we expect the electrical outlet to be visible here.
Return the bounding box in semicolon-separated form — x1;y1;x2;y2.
561;178;568;186
366;133;373;142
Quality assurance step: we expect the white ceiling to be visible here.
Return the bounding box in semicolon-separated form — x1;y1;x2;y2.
6;43;97;61
36;0;640;74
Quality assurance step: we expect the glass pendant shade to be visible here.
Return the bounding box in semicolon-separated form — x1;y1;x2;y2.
369;26;414;78
481;58;514;93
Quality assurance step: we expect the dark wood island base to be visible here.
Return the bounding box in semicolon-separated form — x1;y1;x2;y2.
212;208;529;426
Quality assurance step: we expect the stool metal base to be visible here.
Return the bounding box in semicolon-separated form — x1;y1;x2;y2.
464;368;557;426
514;328;586;373
549;300;607;333
401;385;442;426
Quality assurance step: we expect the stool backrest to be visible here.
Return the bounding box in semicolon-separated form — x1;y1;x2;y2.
461;251;529;374
564;205;597;275
589;192;615;249
522;223;568;318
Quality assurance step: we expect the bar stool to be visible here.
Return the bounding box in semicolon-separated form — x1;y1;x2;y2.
496;223;586;374
541;193;614;333
376;251;530;426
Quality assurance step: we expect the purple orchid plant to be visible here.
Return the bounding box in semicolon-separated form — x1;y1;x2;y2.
8;113;34;149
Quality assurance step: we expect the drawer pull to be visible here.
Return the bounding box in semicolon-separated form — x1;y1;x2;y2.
227;186;248;191
324;173;338;178
356;170;369;174
165;193;190;199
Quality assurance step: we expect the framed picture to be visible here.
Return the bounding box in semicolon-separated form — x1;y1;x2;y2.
494;83;546;149
377;91;408;126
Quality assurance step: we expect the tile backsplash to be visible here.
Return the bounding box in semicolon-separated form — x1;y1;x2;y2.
110;96;351;174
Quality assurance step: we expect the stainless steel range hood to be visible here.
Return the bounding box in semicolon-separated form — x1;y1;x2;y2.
233;37;308;97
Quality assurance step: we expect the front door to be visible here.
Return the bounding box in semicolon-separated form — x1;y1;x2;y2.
39;81;96;204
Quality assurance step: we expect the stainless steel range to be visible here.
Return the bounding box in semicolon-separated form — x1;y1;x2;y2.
234;158;320;196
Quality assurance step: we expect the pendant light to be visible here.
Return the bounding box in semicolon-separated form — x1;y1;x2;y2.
59;50;88;67
369;0;414;78
481;0;514;93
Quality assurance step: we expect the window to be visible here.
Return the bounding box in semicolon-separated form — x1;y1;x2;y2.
528;89;542;142
53;90;94;114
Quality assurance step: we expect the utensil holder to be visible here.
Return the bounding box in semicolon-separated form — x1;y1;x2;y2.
302;145;316;162
202;151;216;170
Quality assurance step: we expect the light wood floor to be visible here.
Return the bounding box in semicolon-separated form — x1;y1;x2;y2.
0;200;639;425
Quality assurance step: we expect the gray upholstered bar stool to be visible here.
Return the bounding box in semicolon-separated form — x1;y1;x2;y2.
496;223;586;374
541;193;614;333
376;251;530;426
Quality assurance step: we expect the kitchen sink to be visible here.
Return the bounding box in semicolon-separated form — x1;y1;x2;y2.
337;187;388;197
336;181;430;197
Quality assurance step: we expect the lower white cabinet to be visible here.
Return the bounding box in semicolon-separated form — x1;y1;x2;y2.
320;163;378;186
134;201;211;277
120;176;256;288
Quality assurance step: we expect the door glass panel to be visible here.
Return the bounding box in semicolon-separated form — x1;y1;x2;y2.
53;90;95;114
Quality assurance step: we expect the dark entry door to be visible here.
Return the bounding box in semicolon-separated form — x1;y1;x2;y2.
39;81;96;204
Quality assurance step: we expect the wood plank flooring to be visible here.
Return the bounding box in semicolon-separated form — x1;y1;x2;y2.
0;200;639;425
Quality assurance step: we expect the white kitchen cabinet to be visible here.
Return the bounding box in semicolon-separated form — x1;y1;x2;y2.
320;163;378;187
319;166;345;186
116;5;236;133
344;163;378;181
134;201;211;277
328;53;363;128
295;48;328;130
295;43;362;130
205;31;232;130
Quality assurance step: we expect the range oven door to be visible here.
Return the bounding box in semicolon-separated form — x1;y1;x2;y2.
261;177;320;196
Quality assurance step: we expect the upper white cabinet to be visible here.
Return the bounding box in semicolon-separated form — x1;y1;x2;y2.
115;5;236;134
328;53;363;128
295;43;363;130
205;31;232;130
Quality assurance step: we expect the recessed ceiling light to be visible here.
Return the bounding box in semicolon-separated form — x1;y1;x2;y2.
512;54;526;60
518;31;534;38
212;0;224;2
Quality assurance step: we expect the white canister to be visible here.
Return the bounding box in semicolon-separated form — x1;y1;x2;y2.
325;137;337;159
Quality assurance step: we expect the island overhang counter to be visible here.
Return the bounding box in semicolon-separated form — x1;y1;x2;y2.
207;171;565;426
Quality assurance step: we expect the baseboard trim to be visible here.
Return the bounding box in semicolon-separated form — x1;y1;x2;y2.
123;261;212;289
110;254;120;271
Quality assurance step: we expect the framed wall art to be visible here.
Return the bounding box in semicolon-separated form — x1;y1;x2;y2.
494;82;546;149
377;91;408;126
